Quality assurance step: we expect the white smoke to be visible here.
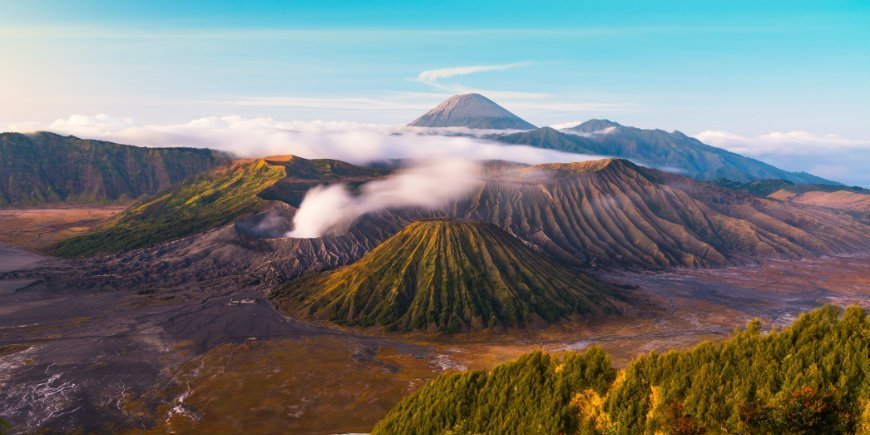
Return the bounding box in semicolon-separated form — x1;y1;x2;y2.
287;158;481;238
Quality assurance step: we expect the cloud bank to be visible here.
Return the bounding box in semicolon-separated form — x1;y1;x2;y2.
30;114;598;166
696;130;870;187
19;113;613;237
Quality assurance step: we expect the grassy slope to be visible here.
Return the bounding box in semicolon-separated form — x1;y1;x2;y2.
716;178;869;197
374;305;868;434
50;156;387;257
52;160;285;257
272;219;623;333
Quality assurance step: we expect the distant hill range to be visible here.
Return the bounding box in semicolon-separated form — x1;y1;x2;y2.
408;93;536;130
0;132;228;206
409;95;838;185
272;219;624;333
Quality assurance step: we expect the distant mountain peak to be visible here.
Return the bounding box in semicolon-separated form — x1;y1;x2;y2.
567;119;623;132
408;93;536;130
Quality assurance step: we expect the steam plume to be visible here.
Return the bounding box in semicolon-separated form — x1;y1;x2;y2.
287;158;480;238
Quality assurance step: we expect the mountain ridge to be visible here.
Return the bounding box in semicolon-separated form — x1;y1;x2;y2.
0;131;229;206
50;157;870;295
495;120;836;184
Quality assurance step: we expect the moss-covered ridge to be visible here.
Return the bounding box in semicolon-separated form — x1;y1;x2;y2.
51;155;387;257
52;159;286;257
272;219;623;333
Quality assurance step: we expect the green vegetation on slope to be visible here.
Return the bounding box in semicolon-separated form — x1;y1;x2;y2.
0;132;227;206
374;305;869;434
50;155;387;257
715;178;869;197
52;160;285;257
272;219;623;333
376;348;615;434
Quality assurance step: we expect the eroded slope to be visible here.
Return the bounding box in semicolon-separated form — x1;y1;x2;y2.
272;219;623;332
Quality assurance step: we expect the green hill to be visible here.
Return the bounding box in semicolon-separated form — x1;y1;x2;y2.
374;305;868;434
271;219;624;333
52;159;286;257
51;155;387;257
0;131;227;206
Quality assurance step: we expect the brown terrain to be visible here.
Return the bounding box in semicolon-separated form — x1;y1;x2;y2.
0;157;867;433
2;244;864;433
39;158;867;298
768;188;870;213
0;206;128;251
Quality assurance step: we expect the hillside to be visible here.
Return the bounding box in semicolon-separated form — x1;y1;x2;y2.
374;305;868;434
52;156;386;257
408;93;536;129
0;131;228;206
453;159;868;269
717;179;870;213
64;158;870;289
495;120;836;185
52;159;286;257
271;219;623;332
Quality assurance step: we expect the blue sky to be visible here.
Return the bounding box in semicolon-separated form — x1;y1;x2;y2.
2;0;869;184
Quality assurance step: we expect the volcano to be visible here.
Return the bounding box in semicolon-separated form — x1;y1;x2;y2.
271;219;623;333
408;93;536;130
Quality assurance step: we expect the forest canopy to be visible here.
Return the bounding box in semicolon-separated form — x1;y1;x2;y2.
374;305;869;434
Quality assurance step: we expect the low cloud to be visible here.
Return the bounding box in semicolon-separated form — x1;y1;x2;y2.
29;114;619;236
288;158;480;238
696;130;868;155
49;114;137;136
34;114;599;166
548;120;585;130
695;129;870;187
562;126;618;137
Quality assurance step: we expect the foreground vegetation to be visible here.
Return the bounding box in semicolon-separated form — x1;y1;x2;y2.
53;160;285;257
374;305;869;434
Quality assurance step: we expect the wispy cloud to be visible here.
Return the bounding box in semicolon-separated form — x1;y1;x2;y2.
416;62;531;86
414;62;545;99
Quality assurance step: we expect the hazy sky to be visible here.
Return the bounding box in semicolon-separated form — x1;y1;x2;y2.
2;0;869;185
